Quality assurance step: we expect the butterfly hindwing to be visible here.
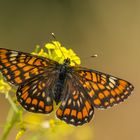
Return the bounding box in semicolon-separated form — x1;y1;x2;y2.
0;48;57;85
16;72;58;114
56;75;94;126
76;69;134;109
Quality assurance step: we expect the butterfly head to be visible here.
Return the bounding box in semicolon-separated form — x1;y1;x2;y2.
63;58;71;66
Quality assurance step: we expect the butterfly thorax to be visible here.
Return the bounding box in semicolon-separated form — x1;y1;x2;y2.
53;58;70;105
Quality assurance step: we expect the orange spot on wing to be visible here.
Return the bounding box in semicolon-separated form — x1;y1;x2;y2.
17;63;25;68
2;59;8;63
82;107;88;117
84;82;91;89
30;68;39;74
93;98;101;105
73;94;78;100
42;61;48;66
101;80;105;85
92;73;97;82
77;112;82;119
93;84;99;90
32;99;38;105
79;71;85;76
57;108;63;117
28;57;36;65
21;92;28;100
104;90;110;97
98;93;105;99
64;108;70;115
85;72;92;80
85;101;91;111
26;97;31;104
117;85;124;92
88;90;95;97
119;80;127;86
39;101;44;108
97;75;101;82
15;77;22;84
0;54;7;59
98;83;105;89
24;72;30;79
34;59;41;66
23;66;33;71
5;63;11;67
0;49;7;53
22;86;29;93
111;90;116;96
45;105;52;112
71;110;77;117
114;88;121;95
10;65;17;71
14;70;20;76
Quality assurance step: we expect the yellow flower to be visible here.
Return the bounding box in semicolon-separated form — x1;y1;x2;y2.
32;41;81;66
0;75;11;94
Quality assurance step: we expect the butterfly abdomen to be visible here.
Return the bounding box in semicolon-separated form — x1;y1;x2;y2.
53;62;68;105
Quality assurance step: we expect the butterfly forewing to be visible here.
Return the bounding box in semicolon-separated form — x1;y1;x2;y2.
0;48;57;85
75;68;134;109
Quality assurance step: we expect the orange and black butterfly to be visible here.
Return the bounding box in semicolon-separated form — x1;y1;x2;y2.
0;48;134;126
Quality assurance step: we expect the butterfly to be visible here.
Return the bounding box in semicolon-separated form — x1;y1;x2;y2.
0;47;134;126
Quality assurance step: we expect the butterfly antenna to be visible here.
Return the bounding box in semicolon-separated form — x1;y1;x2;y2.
51;33;66;59
90;54;98;58
72;54;98;61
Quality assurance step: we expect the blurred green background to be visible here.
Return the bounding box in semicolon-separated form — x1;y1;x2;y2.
0;0;139;140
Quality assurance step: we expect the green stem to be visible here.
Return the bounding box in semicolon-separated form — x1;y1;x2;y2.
1;94;20;140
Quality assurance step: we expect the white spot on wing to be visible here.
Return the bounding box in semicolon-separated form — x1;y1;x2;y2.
109;82;114;88
106;86;111;90
42;92;46;98
68;98;72;105
109;77;116;85
77;100;80;107
10;57;16;61
33;89;37;94
12;61;17;64
30;107;35;110
89;110;93;116
11;51;18;54
70;119;75;122
62;101;66;106
46;97;51;102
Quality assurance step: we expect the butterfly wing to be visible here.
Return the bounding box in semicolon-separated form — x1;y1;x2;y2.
16;71;58;113
0;48;58;85
74;68;134;109
56;74;94;126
